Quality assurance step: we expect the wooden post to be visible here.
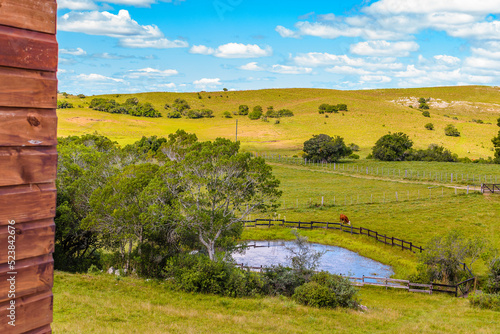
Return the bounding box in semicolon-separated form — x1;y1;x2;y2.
0;2;57;333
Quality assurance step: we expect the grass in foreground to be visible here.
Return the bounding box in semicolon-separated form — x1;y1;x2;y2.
53;271;500;334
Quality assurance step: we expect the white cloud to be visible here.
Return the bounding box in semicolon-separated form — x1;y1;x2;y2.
59;47;87;56
350;40;419;57
446;20;500;40
155;83;177;89
75;73;124;82
464;56;500;69
239;62;265;71
58;10;188;49
294;52;404;71
193;78;222;89
325;66;372;75
275;25;300;38
189;45;216;55
365;0;500;16
270;65;312;74
394;65;426;78
434;55;461;65
58;0;98;10
126;68;178;78
360;75;392;83
471;42;500;59
189;43;272;58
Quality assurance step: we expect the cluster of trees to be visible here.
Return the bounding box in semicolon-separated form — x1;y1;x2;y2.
164;99;213;119
318;103;348;114
493;117;500;163
418;97;430;110
370;132;458;162
89;97;162;118
56;132;281;276
303;134;354;162
245;105;294;120
57;100;74;109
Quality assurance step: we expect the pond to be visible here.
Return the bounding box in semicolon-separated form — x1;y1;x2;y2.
232;240;394;278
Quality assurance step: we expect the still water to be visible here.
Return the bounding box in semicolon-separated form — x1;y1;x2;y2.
233;240;394;278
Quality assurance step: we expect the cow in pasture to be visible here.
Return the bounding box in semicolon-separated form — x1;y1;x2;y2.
340;214;350;225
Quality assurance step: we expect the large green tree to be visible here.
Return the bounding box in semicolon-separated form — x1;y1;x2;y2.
372;132;413;161
303;134;352;162
492;117;500;163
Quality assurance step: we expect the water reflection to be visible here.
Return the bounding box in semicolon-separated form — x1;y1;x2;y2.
232;240;393;278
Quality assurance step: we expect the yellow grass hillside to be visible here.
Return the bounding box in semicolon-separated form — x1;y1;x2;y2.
57;86;500;159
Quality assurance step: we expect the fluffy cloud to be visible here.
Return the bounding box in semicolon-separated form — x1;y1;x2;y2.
239;62;265;71
275;25;300;38
360;75;392;83
294;52;403;71
190;43;272;58
350;40;419;57
193;78;222;89
58;10;188;49
433;55;461;65
125;68;178;78
59;47;87;56
471;42;500;59
75;73;124;82
239;62;312;74
58;0;98;10
365;0;500;16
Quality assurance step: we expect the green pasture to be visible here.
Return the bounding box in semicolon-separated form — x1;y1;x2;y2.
57;86;500;159
53;271;500;334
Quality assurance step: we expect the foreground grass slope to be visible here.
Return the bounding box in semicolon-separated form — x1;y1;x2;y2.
57;86;500;158
53;271;499;334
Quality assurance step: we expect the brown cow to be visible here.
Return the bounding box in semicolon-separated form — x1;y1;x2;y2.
340;214;350;225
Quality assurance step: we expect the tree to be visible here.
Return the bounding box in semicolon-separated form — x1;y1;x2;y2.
422;110;430;117
223;111;232;118
303;134;352;162
445;124;460;137
372;132;413;161
238;105;249;115
492;117;500;163
248;106;263;120
168;138;281;260
425;123;434;130
285;230;325;273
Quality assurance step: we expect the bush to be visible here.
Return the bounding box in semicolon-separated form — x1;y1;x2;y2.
349;153;360;159
90;98;161;117
422;110;430;117
486;258;500;294
303;134;352;162
238;105;249;115
425;123;434;130
223;111;232;118
469;293;500;311
372;132;413;161
293;272;359;309
77;94;86;99
167;111;182;118
406;144;458;162
248;108;262;120
445;124;460;137
57;100;74;109
261;265;307;296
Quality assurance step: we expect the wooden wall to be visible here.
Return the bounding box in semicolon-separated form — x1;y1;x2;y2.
0;1;57;333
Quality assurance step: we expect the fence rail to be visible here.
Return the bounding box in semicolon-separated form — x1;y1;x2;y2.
481;183;500;194
257;152;500;186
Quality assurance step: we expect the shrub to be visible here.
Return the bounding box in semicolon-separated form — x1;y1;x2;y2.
223;111;232;118
349;153;360;159
418;97;427;104
469;293;500;311
348;143;360;151
293;272;359;309
486;258;500;294
248;108;262;120
57;100;74;109
167;111;182;118
425;123;434;130
261;265;306;296
445;124;460;137
303;134;352;163
277;109;294;117
77;94;86;98
372;132;413;161
422;110;430;117
238;105;249;115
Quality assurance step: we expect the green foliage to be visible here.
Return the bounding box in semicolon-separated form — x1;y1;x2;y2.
492;118;500;163
348;143;360;151
318;103;347;114
186;109;214;119
261;265;307;296
77;94;86;98
469;293;500;311
422;110;430;117
248;106;263;120
349;153;360;159
418;97;427;104
292;272;359;309
90;97;161;117
223;111;232;118
285;229;325;274
425;123;434;130
238;105;249;115
406;144;458;162
166;111;182;118
303;134;352;162
164;254;264;297
372;132;413;161
57;100;74;109
444;124;460;137
486;258;500;293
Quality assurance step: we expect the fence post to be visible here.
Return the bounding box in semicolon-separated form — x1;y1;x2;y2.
298;221;301;229
392;237;394;246
410;242;412;252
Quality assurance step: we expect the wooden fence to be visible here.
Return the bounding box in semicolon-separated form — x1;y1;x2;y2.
481;184;500;194
0;1;57;333
243;219;424;253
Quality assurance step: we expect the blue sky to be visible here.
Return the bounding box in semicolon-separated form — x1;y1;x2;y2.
57;0;500;95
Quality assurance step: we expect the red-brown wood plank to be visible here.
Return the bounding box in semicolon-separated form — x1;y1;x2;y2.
0;147;57;186
0;219;54;263
0;254;53;303
0;0;57;34
0;66;57;109
25;324;52;334
0;183;56;225
0;290;53;334
0;25;58;71
0;108;57;147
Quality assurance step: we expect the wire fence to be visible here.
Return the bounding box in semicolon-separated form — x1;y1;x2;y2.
256;152;500;185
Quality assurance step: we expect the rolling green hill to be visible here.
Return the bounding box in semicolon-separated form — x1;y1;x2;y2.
57;85;500;159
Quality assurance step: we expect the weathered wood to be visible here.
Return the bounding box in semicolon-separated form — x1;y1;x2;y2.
0;290;53;333
0;254;53;303
25;324;52;334
0;25;58;71
409;288;432;294
0;147;57;186
0;0;57;34
0;219;54;262
0;66;57;108
0;108;57;147
0;183;56;224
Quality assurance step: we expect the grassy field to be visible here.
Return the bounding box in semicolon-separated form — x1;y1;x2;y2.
53;271;500;334
57;86;500;159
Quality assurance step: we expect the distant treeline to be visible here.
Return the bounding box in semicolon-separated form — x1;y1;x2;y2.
318;103;348;114
89;97;162;118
